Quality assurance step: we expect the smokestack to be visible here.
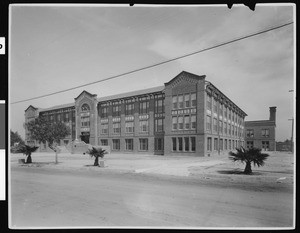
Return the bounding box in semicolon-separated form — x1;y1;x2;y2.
269;106;277;122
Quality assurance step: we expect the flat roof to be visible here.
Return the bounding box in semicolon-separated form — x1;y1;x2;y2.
39;102;75;112
97;85;165;102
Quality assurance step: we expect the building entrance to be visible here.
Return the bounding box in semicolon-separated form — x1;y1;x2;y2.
80;132;90;144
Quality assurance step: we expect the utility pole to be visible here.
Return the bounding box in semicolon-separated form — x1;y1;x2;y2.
288;118;294;153
288;90;294;153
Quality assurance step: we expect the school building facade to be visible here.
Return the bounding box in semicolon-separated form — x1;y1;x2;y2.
24;71;247;156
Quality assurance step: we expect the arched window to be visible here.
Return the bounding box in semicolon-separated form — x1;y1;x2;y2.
81;104;90;112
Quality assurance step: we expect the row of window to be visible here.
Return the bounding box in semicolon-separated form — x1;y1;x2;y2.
100;99;164;118
206;116;244;137
246;129;270;138
172;93;196;109
172;115;196;130
206;94;243;124
246;141;270;150
100;119;164;134
172;137;196;152
207;137;243;151
101;138;162;151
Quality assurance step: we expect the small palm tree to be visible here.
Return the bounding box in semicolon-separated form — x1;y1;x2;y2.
86;147;107;166
229;147;269;174
15;145;39;164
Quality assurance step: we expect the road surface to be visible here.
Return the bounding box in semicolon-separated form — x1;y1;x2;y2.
10;166;293;228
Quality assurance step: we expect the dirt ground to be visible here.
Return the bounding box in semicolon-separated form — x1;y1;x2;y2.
9;151;294;229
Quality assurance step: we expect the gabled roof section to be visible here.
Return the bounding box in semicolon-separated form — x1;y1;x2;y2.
24;105;39;112
39;102;75;112
97;86;164;102
164;71;206;86
74;90;97;100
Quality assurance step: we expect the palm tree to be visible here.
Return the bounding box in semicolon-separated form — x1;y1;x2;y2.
86;147;107;166
15;145;39;164
229;147;269;174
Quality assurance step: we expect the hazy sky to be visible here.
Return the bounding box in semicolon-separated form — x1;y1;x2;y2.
9;4;295;141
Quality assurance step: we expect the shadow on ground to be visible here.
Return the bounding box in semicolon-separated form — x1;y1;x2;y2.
20;162;57;167
217;169;262;175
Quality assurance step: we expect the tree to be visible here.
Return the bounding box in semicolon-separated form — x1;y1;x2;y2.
25;116;71;164
10;130;25;147
86;147;107;166
15;145;39;164
229;147;269;174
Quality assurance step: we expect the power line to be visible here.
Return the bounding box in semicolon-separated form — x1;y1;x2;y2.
11;21;293;105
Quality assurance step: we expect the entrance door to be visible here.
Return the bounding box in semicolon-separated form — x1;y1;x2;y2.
154;138;164;155
80;132;90;144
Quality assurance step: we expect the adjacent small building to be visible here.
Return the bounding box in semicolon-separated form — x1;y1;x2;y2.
24;71;247;156
244;107;276;151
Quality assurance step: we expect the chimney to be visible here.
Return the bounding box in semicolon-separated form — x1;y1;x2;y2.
269;106;277;122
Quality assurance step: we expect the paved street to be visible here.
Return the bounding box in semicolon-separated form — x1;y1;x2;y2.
10;162;293;228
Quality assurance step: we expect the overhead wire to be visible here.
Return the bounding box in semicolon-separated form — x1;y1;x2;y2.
11;21;293;105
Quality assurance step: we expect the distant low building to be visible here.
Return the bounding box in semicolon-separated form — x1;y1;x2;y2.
276;140;292;152
244;107;276;151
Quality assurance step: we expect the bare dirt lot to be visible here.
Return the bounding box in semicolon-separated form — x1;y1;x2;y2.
9;151;294;229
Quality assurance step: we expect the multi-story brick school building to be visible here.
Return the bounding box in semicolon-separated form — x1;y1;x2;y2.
25;71;248;156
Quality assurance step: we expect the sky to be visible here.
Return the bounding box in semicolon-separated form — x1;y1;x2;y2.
9;4;295;142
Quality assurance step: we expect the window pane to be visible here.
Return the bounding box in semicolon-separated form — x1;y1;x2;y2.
178;137;183;151
172;137;177;151
185;94;190;108
191;137;196;152
184;137;189;151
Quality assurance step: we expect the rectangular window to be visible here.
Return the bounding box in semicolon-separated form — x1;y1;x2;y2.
184;115;190;129
184;137;189;151
81;116;90;127
206;115;211;131
219;120;223;133
101;124;108;134
191;115;196;129
206;94;212;110
172;137;177;151
155;99;164;113
113;123;121;134
125;139;133;151
139;101;149;114
178;137;183;151
178;116;184;130
125;103;134;116
224;107;227;118
155;138;164;151
261;129;270;137
125;122;134;133
172;116;177;130
224;122;227;134
219;104;223;116
139;138;148;151
213;99;217;113
207;137;212;151
262;141;270;151
246;129;254;138
220;139;223;151
214;138;218;151
112;139;120;150
191;137;196;152
224;139;227;150
178;95;184;109
229;140;231;150
191;93;196;107
185;94;190;108
101;107;108;118
112;105;121;117
100;139;108;146
139;120;149;132
155;118;164;132
64;113;69;122
172;96;178;109
213;118;217;132
247;141;254;149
